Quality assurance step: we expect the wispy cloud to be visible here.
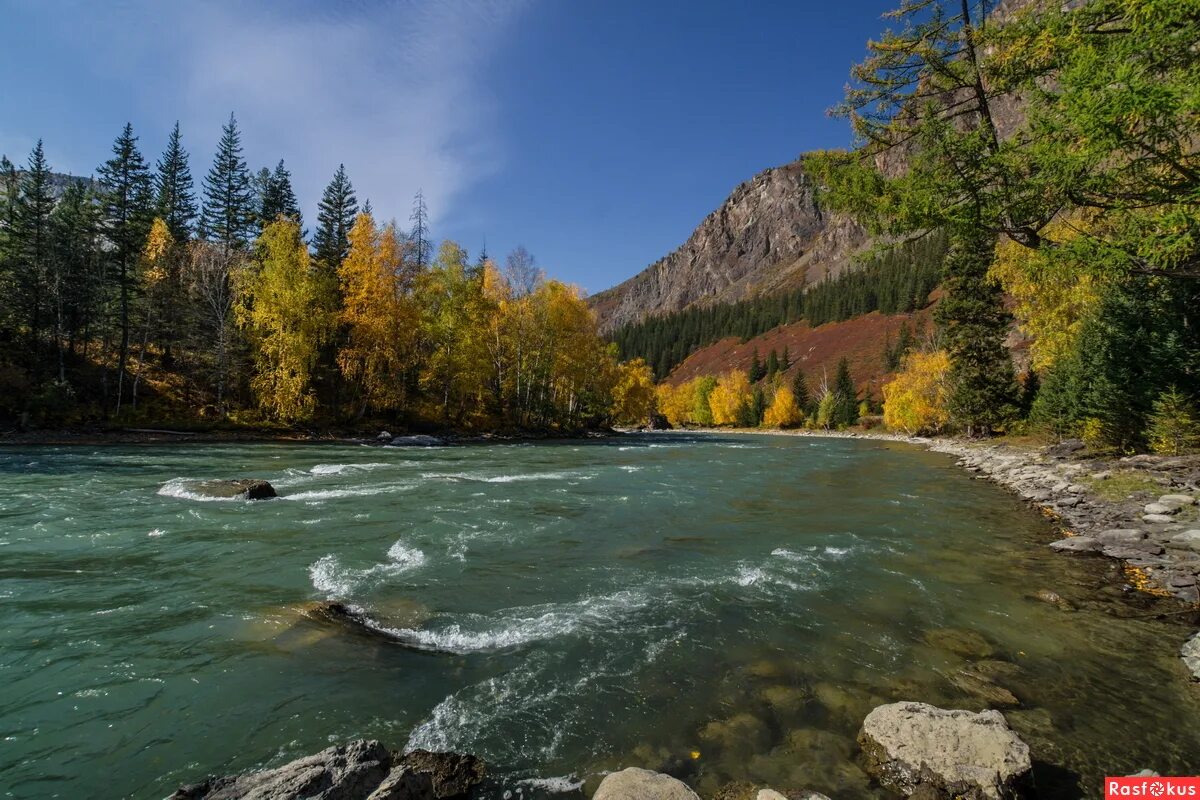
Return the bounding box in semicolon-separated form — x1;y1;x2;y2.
19;0;530;228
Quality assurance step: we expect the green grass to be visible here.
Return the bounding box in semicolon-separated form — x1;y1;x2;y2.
1084;471;1165;502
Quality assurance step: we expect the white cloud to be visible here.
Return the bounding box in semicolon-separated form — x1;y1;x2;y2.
31;0;529;228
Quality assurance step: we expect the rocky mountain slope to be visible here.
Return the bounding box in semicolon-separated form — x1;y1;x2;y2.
589;161;868;332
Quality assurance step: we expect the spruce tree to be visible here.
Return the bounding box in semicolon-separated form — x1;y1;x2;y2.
259;159;301;228
766;349;779;379
748;349;765;383
154;121;197;242
408;189;431;269
833;357;858;428
936;232;1017;436
780;346;790;371
12;141;56;364
791;368;811;416
97;124;153;413
0;155;18;338
312;164;358;271
201;113;255;252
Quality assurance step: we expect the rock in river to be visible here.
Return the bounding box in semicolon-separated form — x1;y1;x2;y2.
187;478;277;500
922;628;996;659
1184;632;1200;681
858;702;1032;800
170;741;484;800
389;434;445;447
594;767;701;800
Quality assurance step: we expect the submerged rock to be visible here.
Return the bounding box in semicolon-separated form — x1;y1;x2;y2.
593;767;700;800
858;702;1031;800
949;670;1020;708
298;602;445;653
1048;536;1101;553
1029;589;1076;611
169;742;484;800
922;628;996;659
188;478;277;500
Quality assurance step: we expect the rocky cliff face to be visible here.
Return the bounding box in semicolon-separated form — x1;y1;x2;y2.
589;161;868;332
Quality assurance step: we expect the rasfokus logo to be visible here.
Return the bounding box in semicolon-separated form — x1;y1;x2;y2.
1107;777;1200;798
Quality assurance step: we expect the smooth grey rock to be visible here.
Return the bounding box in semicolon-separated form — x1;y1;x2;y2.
184;478;277;500
1144;503;1178;516
1183;632;1200;681
1102;543;1165;559
169;740;392;800
858;702;1031;800
366;767;433;800
1170;530;1200;551
1097;529;1147;544
1143;514;1176;524
1160;494;1196;506
389;435;445;447
1045;439;1085;459
593;768;700;800
1049;536;1101;553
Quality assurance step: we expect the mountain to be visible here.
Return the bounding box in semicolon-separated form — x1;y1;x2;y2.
589;160;868;333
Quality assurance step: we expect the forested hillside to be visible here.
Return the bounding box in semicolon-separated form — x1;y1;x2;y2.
0;119;656;431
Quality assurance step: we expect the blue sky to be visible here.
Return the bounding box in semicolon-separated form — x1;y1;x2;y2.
1;0;893;293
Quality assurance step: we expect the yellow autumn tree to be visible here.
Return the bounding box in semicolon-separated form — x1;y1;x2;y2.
989;216;1103;371
132;218;176;409
238;218;333;422
611;358;656;425
882;350;952;435
709;370;751;426
338;213;418;416
655;382;692;427
763;384;804;428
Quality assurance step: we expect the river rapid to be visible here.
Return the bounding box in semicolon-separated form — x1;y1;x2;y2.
1;433;1197;798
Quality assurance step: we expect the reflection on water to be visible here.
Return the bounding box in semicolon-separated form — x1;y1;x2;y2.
0;434;1197;799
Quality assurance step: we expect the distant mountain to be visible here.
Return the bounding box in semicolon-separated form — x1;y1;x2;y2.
1;166;98;199
589;159;868;333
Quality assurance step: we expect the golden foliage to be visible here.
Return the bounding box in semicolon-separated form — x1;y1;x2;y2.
882;350;952;435
655;382;694;427
763;385;804;428
990;218;1103;371
611;358;656;425
337;213;418;414
709;370;751;426
238;219;333;422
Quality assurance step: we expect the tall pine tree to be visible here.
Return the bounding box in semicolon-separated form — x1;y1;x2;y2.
408;189;431;269
154;121;197;242
312;164;357;271
259;160;301;228
98;124;153;413
201;113;255;252
833;357;858;427
12;141;56;367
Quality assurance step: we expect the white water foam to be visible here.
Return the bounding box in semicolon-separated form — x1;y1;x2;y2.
516;776;586;794
147;528;165;538
380;590;649;654
157;478;240;502
284;483;412;502
422;471;590;484
309;539;427;597
309;462;390;475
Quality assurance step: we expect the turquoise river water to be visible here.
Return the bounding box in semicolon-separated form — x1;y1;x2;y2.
1;434;1198;799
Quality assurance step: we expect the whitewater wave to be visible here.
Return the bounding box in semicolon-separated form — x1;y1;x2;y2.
421;471;591;484
309;462;390;475
285;483;413;502
156;478;240;502
377;590;649;655
309;540;427;597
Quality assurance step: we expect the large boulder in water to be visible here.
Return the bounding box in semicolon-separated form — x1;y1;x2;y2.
191;478;277;500
594;768;700;800
858;702;1031;800
168;741;484;800
389;434;445;447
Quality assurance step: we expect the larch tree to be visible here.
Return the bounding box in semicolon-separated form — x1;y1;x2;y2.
237;218;332;422
709;370;751;426
337;213;417;417
97;123;154;414
155;122;197;242
201;113;256;253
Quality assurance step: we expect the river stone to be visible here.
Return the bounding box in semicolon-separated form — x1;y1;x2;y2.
1143;514;1176;524
1160;494;1196;506
1144;503;1179;516
389;435;444;447
949;671;1020;708
858;702;1032;800
1183;632;1200;681
757;791;831;800
169;739;392;800
398;750;486;798
1096;529;1146;544
375;431;393;441
366;767;433;800
190;478;277;500
1170;531;1200;551
593;768;700;800
923;628;996;659
1045;439;1085;459
1030;589;1075;611
1049;536;1101;553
